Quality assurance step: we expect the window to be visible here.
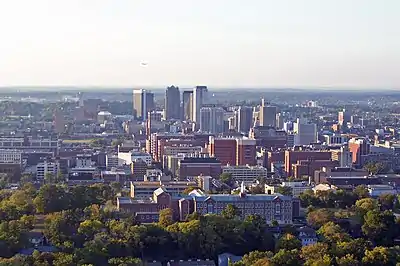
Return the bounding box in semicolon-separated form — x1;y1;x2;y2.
275;204;281;215
207;204;214;214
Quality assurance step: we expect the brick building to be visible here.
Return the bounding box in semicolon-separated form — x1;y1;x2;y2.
236;138;256;166
179;157;222;179
284;149;332;177
208;137;236;166
117;184;300;224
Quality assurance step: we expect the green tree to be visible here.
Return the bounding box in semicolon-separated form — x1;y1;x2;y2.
53;252;75;266
239;215;275;253
354;185;369;199
44;210;81;247
378;193;396;210
335;238;372;262
232;250;273;266
78;219;104;240
221;204;241;219
307;208;334;228
158;208;174;227
276;233;301;251
355;198;378;220
335;254;360;266
45;172;54;184
20;173;33;185
362;246;391;265
271;249;302;266
108;257;142;266
275;186;293;196
362;209;397;246
110;182;122;195
34;184;69;213
363;161;386;175
317;221;351;244
301;242;331;266
219;173;234;187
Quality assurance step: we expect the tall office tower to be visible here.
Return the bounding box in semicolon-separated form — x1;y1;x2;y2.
338;109;351;126
165;85;180;120
200;107;224;134
276;113;284;129
228;116;236;131
293;118;318;146
237;106;253;134
133;89;155;121
259;99;277;127
182;91;193;121
54;110;65;134
192;86;208;122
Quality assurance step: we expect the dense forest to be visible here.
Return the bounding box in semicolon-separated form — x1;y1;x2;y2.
0;183;400;265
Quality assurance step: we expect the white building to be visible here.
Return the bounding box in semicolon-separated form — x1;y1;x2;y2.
36;162;59;180
368;185;397;197
293;118;317;146
76;155;94;168
323;134;348;145
199;107;224;134
222;165;268;184
297;227;318;246
118;151;152;166
106;154;119;170
192;86;208;123
97;111;112;123
281;182;311;197
0;149;22;164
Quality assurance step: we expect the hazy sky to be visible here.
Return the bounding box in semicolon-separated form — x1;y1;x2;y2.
0;0;399;88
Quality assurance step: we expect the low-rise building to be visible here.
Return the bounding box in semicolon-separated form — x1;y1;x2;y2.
368;184;397;197
221;165;268;184
119;151;152;166
0;149;22;164
297;226;318;246
101;169;127;183
117;183;300;224
106;154;119;170
36;162;59;180
281;181;311;197
130;180;197;198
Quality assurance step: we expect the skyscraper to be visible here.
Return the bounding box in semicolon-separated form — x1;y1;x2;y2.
338;109;351;126
165;85;180;120
237;106;253;134
182;90;193;121
193;86;208;123
200;107;224;134
293;118;318;146
133;89;155;121
259;99;277;127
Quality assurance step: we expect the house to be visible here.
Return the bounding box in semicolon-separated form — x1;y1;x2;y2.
218;253;242;266
297;226;318;246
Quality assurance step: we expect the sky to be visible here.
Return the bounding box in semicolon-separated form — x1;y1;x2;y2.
0;0;399;89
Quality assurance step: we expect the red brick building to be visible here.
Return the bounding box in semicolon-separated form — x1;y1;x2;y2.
117;187;193;223
284;149;332;177
267;151;285;169
292;160;339;179
179;157;222;179
208;137;236;166
236;138;256;166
